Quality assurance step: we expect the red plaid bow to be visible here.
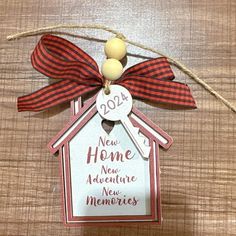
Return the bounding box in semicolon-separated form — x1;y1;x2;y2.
17;34;196;112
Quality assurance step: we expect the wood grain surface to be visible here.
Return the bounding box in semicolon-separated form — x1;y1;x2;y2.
0;0;236;235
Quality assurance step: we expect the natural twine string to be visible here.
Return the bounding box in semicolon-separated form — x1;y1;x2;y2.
7;24;236;113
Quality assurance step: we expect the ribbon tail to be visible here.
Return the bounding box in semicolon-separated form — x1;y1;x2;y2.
119;75;196;109
18;80;99;112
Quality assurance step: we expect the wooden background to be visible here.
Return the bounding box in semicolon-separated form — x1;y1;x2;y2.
0;0;236;235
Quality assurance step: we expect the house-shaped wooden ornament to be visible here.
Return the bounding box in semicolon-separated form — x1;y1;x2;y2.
48;95;173;226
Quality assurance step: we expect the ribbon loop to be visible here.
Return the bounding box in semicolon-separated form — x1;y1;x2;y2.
119;75;196;108
31;34;103;85
18;34;196;112
122;57;175;80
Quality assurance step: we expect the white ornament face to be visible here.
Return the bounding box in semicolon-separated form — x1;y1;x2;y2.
96;85;133;121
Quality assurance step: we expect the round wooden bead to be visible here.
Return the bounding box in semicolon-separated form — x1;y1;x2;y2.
104;37;127;60
101;59;123;81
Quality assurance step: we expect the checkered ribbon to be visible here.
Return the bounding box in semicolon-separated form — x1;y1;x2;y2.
17;34;196;112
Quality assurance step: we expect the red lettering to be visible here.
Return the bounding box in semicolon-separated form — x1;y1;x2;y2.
98;136;120;147
101;165;120;174
86;146;98;164
102;187;121;196
125;150;135;160
86;147;135;164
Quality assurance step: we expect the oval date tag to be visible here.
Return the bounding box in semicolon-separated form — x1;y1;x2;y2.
96;85;133;121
